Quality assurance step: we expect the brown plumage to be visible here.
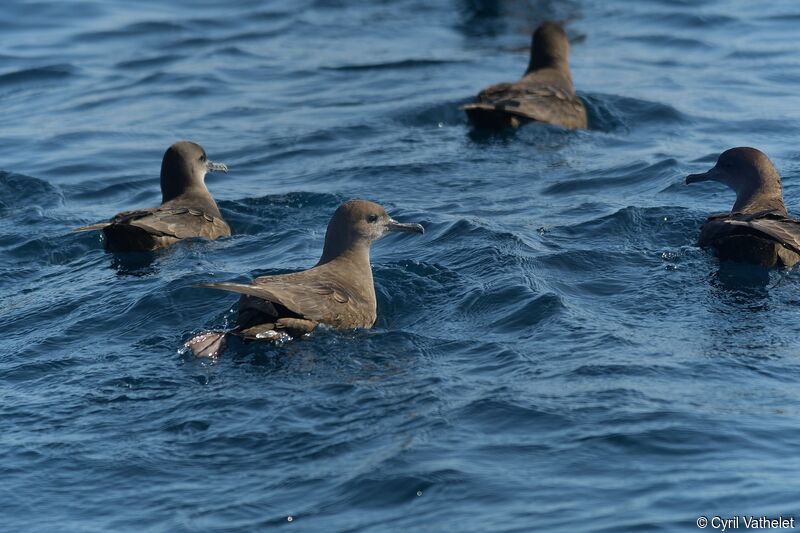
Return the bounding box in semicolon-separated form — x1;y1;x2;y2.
74;141;230;252
463;22;587;130
686;147;800;268
185;200;424;357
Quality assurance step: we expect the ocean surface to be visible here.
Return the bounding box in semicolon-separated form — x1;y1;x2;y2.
3;0;800;531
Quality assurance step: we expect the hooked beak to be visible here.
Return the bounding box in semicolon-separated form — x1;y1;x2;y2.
686;166;719;185
386;218;424;234
207;160;228;173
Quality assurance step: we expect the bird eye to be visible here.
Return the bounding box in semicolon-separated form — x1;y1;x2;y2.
367;214;379;223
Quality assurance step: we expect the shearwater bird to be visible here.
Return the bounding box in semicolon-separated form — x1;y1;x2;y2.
74;141;230;252
463;21;587;130
686;147;800;268
185;199;424;357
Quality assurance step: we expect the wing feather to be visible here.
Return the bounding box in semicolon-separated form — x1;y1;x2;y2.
202;278;356;326
725;217;800;255
77;207;230;240
73;222;110;232
465;78;587;129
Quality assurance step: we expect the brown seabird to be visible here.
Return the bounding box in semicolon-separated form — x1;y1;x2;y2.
185;199;424;357
463;21;588;130
74;141;230;252
686;147;800;268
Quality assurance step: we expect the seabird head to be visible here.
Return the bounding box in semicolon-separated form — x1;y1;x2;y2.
527;22;570;73
160;141;227;203
686;147;787;215
318;200;424;263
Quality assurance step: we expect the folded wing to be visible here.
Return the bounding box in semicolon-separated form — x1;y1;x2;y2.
465;80;586;129
725;215;800;255
201;274;364;328
74;207;229;240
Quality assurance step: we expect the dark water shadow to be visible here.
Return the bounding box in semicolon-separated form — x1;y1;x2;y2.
466;119;579;156
709;261;771;303
110;251;159;277
466;124;520;143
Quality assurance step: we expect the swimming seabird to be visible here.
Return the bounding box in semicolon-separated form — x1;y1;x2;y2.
463;21;588;130
74;141;230;252
686;147;800;268
185;199;424;357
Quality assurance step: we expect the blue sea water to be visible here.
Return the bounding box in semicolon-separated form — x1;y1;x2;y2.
3;0;800;530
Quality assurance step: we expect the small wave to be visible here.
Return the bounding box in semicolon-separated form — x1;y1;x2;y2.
169;36;215;49
373;260;464;329
394;98;472;127
430;218;529;249
488;291;564;332
120;20;187;34
725;48;794;60
226;191;341;211
116;54;183;70
454;0;582;39
457;282;562;331
3;357;81;383
541;205;697;248
206;46;259;59
542;158;679;196
3;234;98;268
582;93;686;132
76;20;187;42
621;34;713;50
0;171;63;210
570;363;676;378
0;64;74;86
219;192;343;237
456;398;569;433
69;176;155;201
576;423;724;456
756;12;800;22
174;85;212;98
325;58;468;72
654;12;737;28
249;9;294;21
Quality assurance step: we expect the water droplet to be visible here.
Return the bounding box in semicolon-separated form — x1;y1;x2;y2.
437;122;444;128
287;516;294;522
416;490;423;497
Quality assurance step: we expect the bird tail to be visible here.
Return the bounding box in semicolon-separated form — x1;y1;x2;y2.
463;103;521;129
101;223;161;252
184;331;228;358
73;221;110;232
